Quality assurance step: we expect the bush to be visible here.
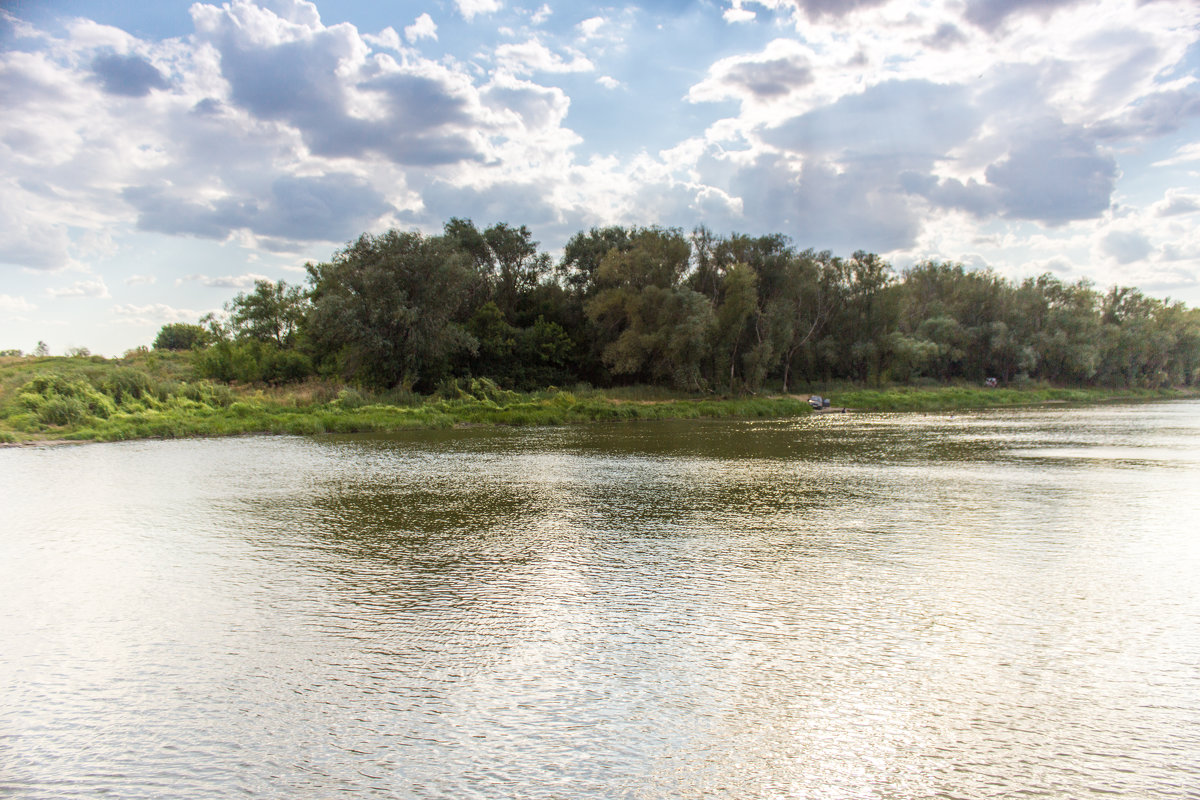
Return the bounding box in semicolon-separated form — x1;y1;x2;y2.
19;375;117;423
38;396;88;426
101;367;155;405
195;340;315;384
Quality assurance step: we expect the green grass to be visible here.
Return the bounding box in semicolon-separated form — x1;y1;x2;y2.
2;355;1196;445
835;384;1190;412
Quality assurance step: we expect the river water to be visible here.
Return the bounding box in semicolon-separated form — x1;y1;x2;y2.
2;402;1199;799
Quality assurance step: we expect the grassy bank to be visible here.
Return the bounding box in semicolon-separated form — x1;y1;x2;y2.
833;384;1192;412
0;354;813;444
1;354;1195;445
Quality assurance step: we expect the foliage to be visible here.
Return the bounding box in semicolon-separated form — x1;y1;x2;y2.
226;280;308;347
305;230;481;390
130;219;1200;397
153;322;211;351
195;340;313;384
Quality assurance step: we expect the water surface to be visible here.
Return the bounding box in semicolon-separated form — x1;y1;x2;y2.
3;402;1199;798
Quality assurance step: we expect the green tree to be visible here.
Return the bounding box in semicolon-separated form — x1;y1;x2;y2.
444;219;552;322
227;280;307;347
712;262;758;390
584;228;712;389
153;322;210;351
306;230;481;389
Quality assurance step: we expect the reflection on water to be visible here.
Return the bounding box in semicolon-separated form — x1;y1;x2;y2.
2;402;1200;798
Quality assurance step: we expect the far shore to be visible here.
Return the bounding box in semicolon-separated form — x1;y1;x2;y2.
4;364;1195;447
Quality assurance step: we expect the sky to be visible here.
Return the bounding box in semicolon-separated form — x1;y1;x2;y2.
2;0;1200;356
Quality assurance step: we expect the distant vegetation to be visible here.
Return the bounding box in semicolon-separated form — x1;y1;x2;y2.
175;221;1200;393
3;220;1199;443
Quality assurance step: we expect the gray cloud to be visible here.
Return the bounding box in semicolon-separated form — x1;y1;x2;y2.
91;53;169;96
921;23;967;51
416;178;561;232
904;123;1116;225
197;9;485;166
984;129;1116;223
1092;88;1200;140
124;187;253;239
1157;193;1200;217
1102;230;1153;264
789;0;889;21
723;56;813;98
900;171;999;217
765;80;979;164
124;173;392;243
725;153;923;254
964;0;1084;31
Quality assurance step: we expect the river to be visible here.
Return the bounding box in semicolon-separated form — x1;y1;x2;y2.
2;402;1199;798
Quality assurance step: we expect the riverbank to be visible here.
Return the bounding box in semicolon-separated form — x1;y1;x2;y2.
1;354;1194;444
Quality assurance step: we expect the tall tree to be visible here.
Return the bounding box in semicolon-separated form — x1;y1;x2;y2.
306;230;482;389
227;280;307;347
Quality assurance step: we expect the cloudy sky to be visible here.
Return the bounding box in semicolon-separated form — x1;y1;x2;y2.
2;0;1199;355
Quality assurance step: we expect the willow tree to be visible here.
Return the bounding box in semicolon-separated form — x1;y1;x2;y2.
584;227;713;390
305;230;482;389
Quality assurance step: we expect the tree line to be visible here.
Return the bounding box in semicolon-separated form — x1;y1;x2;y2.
152;220;1200;392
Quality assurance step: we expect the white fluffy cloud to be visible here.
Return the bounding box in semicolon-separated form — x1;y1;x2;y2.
493;39;595;76
455;0;501;22
404;13;437;43
176;273;271;289
0;294;37;313
47;278;110;298
111;302;214;325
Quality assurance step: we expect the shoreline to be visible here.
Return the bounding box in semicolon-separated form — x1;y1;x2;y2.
3;385;1196;447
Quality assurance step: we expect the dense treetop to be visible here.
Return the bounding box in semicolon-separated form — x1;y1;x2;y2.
160;220;1200;393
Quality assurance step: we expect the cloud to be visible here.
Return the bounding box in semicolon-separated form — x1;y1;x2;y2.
532;5;552;24
765;80;979;162
578;17;606;40
724;2;756;23
123;274;157;286
722;55;813;98
482;77;569;130
416;176;563;231
124;173;393;243
176;273;271;289
1155;190;1200;217
456;0;501;22
1101;229;1153;264
90;53;169;96
0;217;75;271
901;117;1116;226
597;75;621;89
673;148;925;254
47;278;110;298
1094;88;1200;140
963;0;1084;32
921;23;967;51
790;0;889;21
192;0;488;165
0;294;37;313
111;302;210;324
689;40;818;104
405;13;437;43
741;156;922;253
1152;142;1200;167
494;39;595;75
982;127;1116;224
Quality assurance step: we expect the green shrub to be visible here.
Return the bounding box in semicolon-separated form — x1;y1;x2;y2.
336;388;369;409
18;375;116;422
100;367;154;405
38;396;88;426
